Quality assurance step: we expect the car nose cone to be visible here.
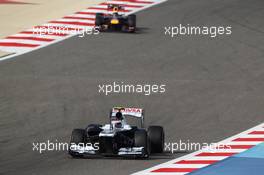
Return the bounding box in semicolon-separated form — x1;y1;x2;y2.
111;19;119;24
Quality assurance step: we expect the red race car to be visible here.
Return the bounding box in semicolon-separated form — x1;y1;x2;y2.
95;4;136;33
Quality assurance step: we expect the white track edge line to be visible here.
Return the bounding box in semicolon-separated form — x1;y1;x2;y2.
132;122;264;175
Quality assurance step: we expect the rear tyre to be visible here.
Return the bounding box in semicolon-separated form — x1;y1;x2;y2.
148;126;164;153
134;130;149;158
69;129;85;158
127;14;136;32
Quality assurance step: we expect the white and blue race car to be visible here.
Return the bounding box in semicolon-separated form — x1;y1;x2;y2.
68;107;164;158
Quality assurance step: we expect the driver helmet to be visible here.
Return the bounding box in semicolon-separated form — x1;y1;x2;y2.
115;111;123;120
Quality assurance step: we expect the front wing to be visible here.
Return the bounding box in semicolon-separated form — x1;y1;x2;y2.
69;144;144;156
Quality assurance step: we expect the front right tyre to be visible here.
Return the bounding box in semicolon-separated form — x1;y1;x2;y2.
95;13;104;26
69;129;85;158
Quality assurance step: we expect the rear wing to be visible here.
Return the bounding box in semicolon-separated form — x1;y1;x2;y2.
111;107;143;117
106;0;126;13
107;4;125;13
106;0;126;6
110;107;145;127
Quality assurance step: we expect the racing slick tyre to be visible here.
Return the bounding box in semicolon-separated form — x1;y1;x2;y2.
134;130;149;158
148;126;164;153
86;124;102;136
127;14;136;32
95;13;104;26
69;129;85;158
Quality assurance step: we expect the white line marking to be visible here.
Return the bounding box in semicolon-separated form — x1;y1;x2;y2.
132;122;264;175
0;0;167;62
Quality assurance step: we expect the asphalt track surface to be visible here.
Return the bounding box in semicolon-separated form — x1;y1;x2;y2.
1;0;264;174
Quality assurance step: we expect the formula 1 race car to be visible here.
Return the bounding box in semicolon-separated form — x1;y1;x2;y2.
95;4;136;33
68;107;164;158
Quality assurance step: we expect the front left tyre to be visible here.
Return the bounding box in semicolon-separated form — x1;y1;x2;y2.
134;130;149;158
148;126;164;153
127;14;136;33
